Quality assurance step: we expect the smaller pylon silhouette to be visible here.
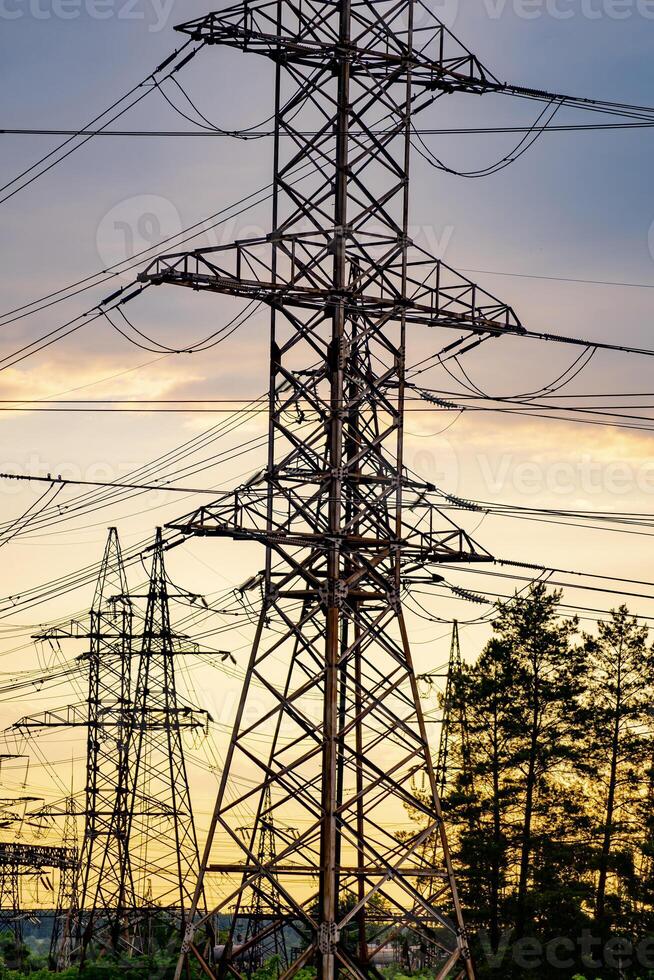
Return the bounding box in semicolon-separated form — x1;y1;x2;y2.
18;528;211;964
123;528;206;940
0;863;21;946
0;844;77;965
415;624;476;916
49;796;80;969
20;528;137;963
236;785;289;974
77;527;135;959
435;621;474;798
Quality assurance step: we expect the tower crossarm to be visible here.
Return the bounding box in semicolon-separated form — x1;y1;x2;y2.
139;234;523;337
174;1;497;94
0;843;77;872
31;619;88;641
9;704;90;731
8;704;212;733
166;485;492;567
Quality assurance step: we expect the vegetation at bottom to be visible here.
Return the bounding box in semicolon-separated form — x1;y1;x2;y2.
411;582;654;978
0;946;320;980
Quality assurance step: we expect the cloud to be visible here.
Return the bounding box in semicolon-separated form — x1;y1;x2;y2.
0;354;205;402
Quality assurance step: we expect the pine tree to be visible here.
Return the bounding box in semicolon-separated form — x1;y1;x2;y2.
451;638;522;952
446;584;587;948
582;606;652;935
490;584;583;936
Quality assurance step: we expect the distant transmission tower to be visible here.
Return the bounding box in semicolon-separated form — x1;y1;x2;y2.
122;528;206;944
17;528;137;962
435;622;473;799
0;844;76;956
417;621;476;944
77;527;135;957
235;785;289;974
49;797;80;970
15;528;209;964
0;859;21;947
139;1;527;977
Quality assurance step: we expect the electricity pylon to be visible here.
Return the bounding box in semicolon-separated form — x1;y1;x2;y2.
416;621;476;948
122;528;206;942
235;785;289;974
13;528;209;964
435;622;473;800
15;528;137;962
0;844;76;952
140;2;528;977
0;861;21;946
49;797;80;969
77;527;135;956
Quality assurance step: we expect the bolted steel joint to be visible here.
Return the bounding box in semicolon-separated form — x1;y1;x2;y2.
318;921;340;954
388;588;401;612
457;927;471;960
180;921;195;954
318;581;348;609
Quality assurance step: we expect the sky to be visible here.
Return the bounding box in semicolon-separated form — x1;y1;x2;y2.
1;0;654;903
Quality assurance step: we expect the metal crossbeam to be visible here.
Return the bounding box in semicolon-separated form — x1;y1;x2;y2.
0;843;76;871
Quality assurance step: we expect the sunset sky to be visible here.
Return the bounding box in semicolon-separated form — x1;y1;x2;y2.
2;0;654;898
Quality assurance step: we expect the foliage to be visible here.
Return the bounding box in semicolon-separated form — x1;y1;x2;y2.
410;586;654;978
251;956;315;980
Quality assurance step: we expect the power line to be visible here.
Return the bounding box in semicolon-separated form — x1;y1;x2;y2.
0;473;232;496
5;121;654;137
0;42;202;207
459;267;654;290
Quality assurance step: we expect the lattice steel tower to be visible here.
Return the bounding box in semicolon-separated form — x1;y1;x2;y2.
435;621;474;800
21;529;208;965
141;2;524;977
14;530;135;963
122;528;205;941
235;784;289;974
77;527;135;956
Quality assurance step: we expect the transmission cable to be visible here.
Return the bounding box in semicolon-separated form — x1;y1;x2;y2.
0;42;202;207
411;97;563;178
0;157;315;350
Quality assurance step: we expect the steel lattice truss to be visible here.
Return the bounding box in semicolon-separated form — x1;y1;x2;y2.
234;785;290;973
13;529;209;965
19;529;138;963
138;1;526;978
434;621;469;800
77;529;136;956
0;843;76;949
49;798;80;969
122;529;206;941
